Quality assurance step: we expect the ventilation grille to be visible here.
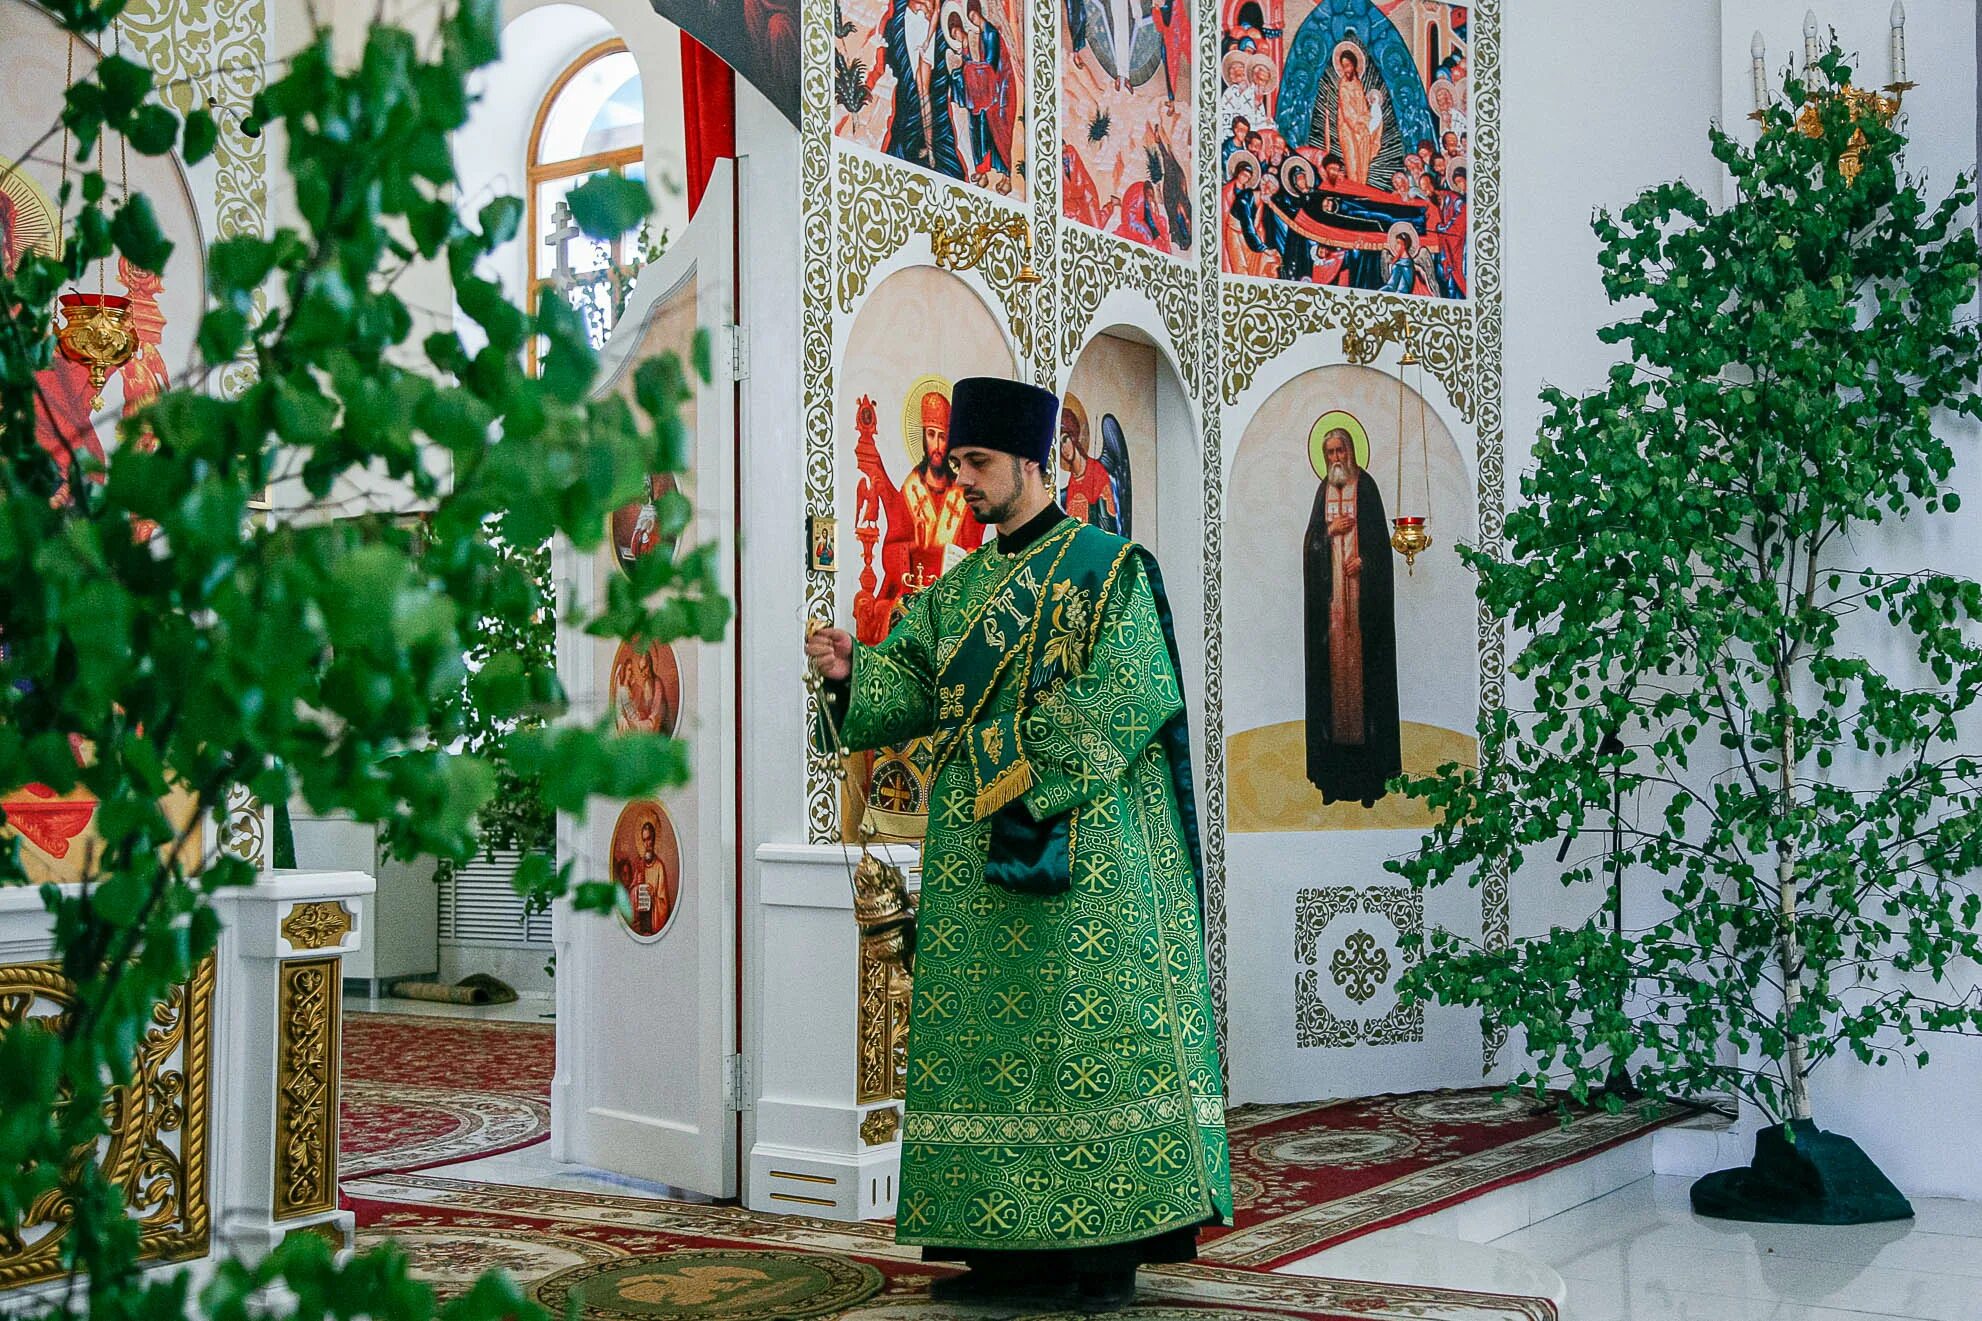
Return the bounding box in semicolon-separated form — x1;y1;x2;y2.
439;847;553;947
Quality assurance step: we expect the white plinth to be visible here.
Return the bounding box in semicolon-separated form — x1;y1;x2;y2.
210;869;375;1262
747;843;917;1220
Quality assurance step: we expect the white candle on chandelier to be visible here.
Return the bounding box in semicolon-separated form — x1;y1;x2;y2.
1803;9;1821;74
1751;31;1769;113
1889;0;1908;85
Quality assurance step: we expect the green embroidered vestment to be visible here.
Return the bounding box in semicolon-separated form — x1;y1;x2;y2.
839;518;1232;1251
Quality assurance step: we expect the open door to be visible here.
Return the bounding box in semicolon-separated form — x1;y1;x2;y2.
552;160;737;1197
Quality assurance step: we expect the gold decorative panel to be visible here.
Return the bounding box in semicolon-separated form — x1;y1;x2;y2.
801;0;840;845
280;901;353;951
0;958;215;1288
273;957;340;1220
859;1105;901;1146
1057;224;1203;394
855;933;912;1105
835;150;1038;362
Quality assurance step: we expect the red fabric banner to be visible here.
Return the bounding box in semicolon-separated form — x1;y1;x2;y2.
679;32;735;217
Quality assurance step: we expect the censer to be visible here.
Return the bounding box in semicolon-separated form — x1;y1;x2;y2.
804;623;916;976
53;29;140;411
1389;329;1434;573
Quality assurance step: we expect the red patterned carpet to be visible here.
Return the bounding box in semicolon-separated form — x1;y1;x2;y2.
340;1012;555;1176
1207;1090;1687;1268
347;1173;1559;1320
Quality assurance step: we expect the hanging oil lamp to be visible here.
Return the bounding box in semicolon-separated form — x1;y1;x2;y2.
53;30;139;411
56;294;139;410
1389;330;1434;573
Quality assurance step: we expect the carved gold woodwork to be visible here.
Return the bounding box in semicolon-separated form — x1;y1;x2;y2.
281;901;354;951
859;1105;901;1146
856;930;912;1106
273;957;340;1220
0;958;215;1288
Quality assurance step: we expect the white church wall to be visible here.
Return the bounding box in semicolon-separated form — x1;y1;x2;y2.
1490;1;1728;1093
1655;0;1982;1202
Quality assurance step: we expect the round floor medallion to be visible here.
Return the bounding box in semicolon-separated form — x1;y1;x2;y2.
532;1250;884;1320
1393;1092;1534;1125
1252;1128;1419;1169
355;1226;602;1291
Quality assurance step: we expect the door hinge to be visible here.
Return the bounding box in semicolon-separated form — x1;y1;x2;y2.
722;1053;752;1112
724;323;750;382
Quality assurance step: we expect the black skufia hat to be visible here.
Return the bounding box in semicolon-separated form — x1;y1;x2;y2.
948;376;1059;469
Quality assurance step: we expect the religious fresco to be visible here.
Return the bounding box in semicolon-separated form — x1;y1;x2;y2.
833;0;1027;199
1058;0;1195;256
1218;0;1469;296
1223;363;1476;833
647;0;799;125
609;799;681;939
3;3;214;875
610;640;682;737
836;264;1015;841
2;9;207;510
807;0;1505;1081
1060;332;1161;545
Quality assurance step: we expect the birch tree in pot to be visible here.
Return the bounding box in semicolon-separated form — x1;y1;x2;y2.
1390;49;1982;1225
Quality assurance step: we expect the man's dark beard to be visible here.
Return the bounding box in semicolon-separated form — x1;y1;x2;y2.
973;456;1027;525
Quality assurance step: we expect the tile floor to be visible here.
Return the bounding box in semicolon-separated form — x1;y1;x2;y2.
1492;1176;1982;1320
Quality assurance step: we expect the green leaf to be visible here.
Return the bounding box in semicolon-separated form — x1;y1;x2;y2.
565;172;650;240
127;104;179;155
180;108;218;164
96;56;154;115
479;195;523;247
111;194;174;273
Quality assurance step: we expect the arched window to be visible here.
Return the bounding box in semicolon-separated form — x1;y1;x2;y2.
527;40;653;359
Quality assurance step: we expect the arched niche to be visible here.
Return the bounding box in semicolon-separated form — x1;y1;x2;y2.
1222;361;1477;835
834;263;1016;647
1061;321;1206;772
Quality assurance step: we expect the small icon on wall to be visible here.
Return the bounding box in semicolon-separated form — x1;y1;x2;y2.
809;514;838;573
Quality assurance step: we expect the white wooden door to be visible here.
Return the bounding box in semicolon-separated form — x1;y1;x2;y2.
552;161;737;1197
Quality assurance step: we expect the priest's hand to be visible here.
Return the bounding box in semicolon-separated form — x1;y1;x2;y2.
807;627;854;683
1329;514;1356;538
1345;554;1363;578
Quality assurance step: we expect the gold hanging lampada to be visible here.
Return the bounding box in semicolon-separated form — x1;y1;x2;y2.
930;214;1041;284
53;29;139;411
1389;324;1433;573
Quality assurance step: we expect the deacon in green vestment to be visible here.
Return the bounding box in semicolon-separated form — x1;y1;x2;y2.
807;376;1231;1310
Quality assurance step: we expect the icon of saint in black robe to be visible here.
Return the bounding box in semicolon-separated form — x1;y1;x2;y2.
1303;431;1402;806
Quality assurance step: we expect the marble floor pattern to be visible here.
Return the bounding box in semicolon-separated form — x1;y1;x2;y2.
1474;1176;1982;1321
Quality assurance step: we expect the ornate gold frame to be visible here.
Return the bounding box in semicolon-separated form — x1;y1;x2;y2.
273;957;341;1220
0;958;216;1288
